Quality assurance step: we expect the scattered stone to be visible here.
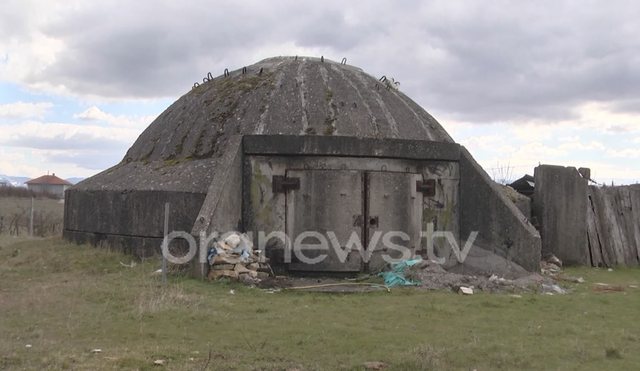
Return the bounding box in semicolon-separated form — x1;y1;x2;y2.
212;264;235;271
153;359;166;366
229;289;235;295
234;264;251;274
207;232;273;284
541;261;562;276
558;275;585;283
90;348;102;353
509;294;523;298
363;361;387;370
543;254;563;267
457;286;474;295
541;283;567;295
208;270;238;280
593;283;625;292
25;344;32;349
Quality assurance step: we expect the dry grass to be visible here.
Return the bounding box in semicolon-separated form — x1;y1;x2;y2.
1;237;640;370
0;196;64;236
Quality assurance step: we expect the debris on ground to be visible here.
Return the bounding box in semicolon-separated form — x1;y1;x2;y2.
457;286;474;295
153;359;166;366
206;232;273;284
541;283;567;295
592;283;625;292
119;260;137;268
378;258;422;287
541;254;563;276
363;361;387;370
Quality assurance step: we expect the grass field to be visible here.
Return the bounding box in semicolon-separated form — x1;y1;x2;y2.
1;237;639;370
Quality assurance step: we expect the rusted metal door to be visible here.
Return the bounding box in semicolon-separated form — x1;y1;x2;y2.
286;170;364;272
365;172;424;272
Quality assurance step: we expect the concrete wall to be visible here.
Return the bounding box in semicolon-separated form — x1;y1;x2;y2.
532;165;589;265
28;184;68;199
64;189;205;257
190;136;244;278
586;184;640;267
459;147;541;272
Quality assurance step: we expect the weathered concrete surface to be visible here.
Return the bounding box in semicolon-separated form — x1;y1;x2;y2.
190;136;243;278
64;189;205;238
532;165;589;265
64;56;456;257
500;184;531;220
459;147;541;272
243;135;460;161
124;57;453;166
586;184;640;266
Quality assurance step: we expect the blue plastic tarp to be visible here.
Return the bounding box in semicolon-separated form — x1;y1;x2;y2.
378;257;423;287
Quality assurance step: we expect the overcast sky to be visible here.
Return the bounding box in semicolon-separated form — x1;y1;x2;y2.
1;0;639;184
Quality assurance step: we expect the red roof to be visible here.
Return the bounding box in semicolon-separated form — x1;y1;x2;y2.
26;174;72;186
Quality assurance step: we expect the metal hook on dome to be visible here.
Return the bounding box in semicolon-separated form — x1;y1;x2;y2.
224;68;229;77
203;77;208;83
341;58;347;65
320;56;324;63
242;66;247;74
193;82;200;89
259;67;263;75
207;72;213;80
295;55;298;61
379;75;387;82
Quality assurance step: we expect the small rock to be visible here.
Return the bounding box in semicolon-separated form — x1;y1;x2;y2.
91;348;102;353
607;268;613;272
208;269;238;280
257;272;270;280
153;359;166;366
509;294;523;298
212;264;235;271
545;254;563;267
457;286;474;295
363;361;387;370
542;283;566;294
25;344;32;349
234;264;251;274
229;289;235;295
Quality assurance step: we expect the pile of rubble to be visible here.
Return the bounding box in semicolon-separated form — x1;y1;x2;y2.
206;233;273;284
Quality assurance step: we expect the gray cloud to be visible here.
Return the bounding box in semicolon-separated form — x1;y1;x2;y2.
5;0;640;123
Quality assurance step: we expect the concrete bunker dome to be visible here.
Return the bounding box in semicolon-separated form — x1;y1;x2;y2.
64;56;541;274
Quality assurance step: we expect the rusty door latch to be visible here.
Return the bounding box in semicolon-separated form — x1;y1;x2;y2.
272;175;300;193
416;179;436;196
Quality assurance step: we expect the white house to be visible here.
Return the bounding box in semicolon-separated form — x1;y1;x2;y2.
26;173;72;199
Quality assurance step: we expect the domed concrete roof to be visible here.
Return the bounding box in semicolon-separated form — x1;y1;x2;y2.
76;56;454;192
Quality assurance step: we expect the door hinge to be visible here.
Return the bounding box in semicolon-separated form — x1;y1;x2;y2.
416;179;436;196
273;175;300;193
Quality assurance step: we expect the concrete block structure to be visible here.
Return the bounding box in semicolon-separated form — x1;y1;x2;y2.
63;56;541;274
